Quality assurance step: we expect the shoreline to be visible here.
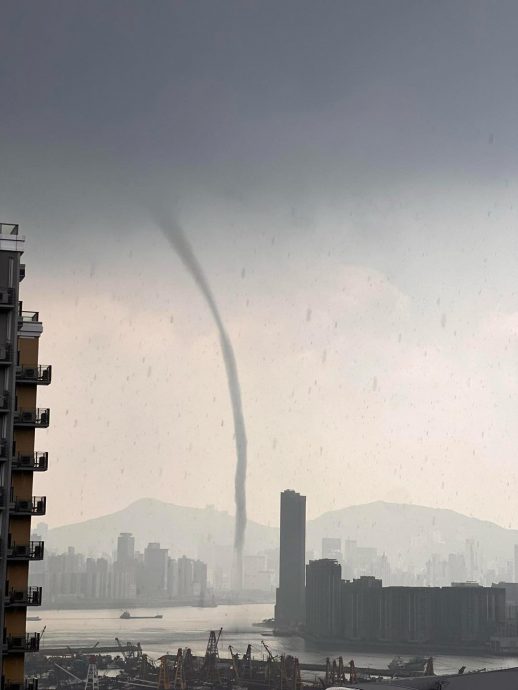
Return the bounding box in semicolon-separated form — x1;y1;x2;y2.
302;634;512;658
39;599;274;611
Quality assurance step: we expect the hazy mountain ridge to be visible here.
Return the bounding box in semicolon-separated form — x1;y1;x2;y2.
306;501;518;566
45;498;277;558
46;499;518;567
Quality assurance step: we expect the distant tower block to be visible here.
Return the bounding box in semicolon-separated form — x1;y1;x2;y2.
275;490;306;631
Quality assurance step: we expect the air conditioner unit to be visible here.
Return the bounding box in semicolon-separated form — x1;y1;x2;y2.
0;348;6;361
19;455;32;466
21;412;33;422
24;368;36;378
0;291;9;305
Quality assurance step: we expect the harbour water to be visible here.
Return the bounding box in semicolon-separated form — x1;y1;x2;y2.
31;604;518;677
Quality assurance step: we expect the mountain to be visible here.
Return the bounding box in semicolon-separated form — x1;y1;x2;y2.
306;501;518;567
45;499;518;568
45;498;278;558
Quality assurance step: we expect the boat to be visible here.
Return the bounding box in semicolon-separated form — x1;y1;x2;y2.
27;616;42;621
252;617;275;628
119;611;163;619
388;655;429;673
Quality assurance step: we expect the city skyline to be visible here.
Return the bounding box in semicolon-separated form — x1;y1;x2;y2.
3;2;518;531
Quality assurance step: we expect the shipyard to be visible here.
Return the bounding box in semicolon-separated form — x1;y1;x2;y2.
20;631;518;690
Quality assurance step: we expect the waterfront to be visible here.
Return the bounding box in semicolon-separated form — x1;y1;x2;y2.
29;603;518;677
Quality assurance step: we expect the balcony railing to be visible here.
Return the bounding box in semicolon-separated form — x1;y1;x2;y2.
0;223;19;236
7;541;44;561
13;408;50;428
0;288;15;309
5;587;42;607
0;391;10;412
18;310;39;323
5;632;40;652
0;344;12;365
12;452;48;471
9;496;46;516
16;365;52;385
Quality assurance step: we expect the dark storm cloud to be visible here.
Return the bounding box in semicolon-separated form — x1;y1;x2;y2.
1;0;518;251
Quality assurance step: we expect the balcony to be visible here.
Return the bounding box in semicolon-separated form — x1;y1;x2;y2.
12;452;48;471
0;288;16;310
5;632;40;652
9;496;46;516
18;309;39;323
0;223;19;236
0;344;13;366
17;309;42;338
7;541;44;561
13;408;50;428
0;391;10;413
16;365;52;385
5;587;42;607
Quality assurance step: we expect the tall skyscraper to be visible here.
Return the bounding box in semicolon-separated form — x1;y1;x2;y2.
117;532;135;564
275;489;306;630
0;224;51;685
142;542;168;595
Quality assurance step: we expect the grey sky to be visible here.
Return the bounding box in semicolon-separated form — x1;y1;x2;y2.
2;1;518;530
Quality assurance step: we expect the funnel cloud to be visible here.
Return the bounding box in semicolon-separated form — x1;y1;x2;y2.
155;213;247;578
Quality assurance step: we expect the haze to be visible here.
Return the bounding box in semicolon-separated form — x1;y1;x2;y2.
2;1;518;530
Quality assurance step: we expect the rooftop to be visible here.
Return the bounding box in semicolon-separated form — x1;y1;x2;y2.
0;223;25;253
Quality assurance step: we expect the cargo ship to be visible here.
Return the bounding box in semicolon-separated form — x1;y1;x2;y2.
388;655;429;673
119;611;163;619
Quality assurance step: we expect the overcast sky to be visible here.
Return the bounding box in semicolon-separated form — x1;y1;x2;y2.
2;1;518;532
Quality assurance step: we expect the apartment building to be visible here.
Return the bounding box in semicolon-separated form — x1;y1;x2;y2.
0;224;50;690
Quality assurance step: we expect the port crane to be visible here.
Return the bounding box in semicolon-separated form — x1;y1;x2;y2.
202;628;222;683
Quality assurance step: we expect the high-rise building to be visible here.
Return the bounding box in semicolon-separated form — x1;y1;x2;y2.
380;586;438;643
0;224;51;686
306;559;342;638
117;533;135;565
275;489;306;630
342;576;382;641
141;543;168;595
114;532;136;600
514;545;518;583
